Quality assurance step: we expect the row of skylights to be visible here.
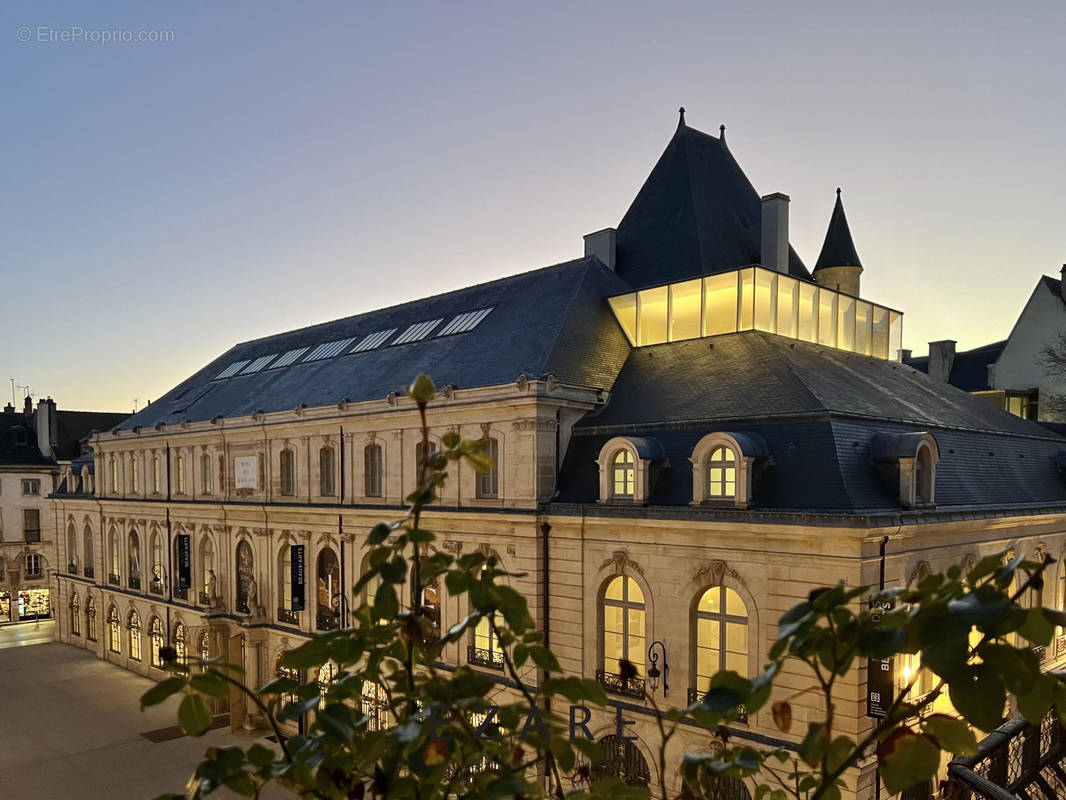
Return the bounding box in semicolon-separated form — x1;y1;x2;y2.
306;337;356;362
210;307;496;381
351;328;397;352
393;318;443;345
437;307;493;337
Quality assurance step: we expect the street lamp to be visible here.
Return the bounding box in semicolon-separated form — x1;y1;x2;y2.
647;640;669;696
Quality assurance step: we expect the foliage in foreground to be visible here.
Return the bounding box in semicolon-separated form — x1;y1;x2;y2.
143;374;1066;800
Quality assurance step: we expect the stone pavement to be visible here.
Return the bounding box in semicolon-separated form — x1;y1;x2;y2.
0;627;287;799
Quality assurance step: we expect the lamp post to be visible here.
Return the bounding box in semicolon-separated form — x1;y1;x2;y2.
647;640;669;697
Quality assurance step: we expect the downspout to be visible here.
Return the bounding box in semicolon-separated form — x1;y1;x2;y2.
166;507;173;644
339;513;346;628
874;530;896;800
540;520;551;682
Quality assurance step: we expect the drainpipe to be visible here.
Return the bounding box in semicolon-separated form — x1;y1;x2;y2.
540;520;551;674
166;507;173;645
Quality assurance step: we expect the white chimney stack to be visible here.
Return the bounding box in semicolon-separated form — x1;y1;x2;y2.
928;340;957;383
760;193;790;273
584;228;616;270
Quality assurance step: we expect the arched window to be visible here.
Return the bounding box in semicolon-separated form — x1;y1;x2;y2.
201;452;212;495
109;458;118;493
278;544;295;620
175;455;186;495
360;552;381;605
471;612;503;669
174;622;188;663
149;617;164;666
151;455;161;494
108;528;121;584
319;446;336;496
611;450;635;499
279;449;296;496
70;592;81;636
128;610;142;661
475;438;500;499
199;631;211;663
316;548;341;630
592;735;650;787
361;681;390;732
128;529;141;590
107;606;121;653
602;576;645;692
83;523;94;578
67;523;78;572
150;533;164;593
236;540;255;614
317;660;338;694
129;456;138;494
200;538;215;601
916;445;933;504
275;650;300;706
707;446;737;499
694;586;749;695
86;596;97;641
422;576;440;638
364;444;383;497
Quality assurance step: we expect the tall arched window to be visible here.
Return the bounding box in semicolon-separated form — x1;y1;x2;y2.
128;610;142;661
70;592;81;636
602;576;645;693
109;458;118;493
316;660;338;694
175;455;186;495
129;456;138;494
694;586;749;695
107;605;120;653
275;651;300;706
611;450;635;499
317;548;341;630
150;533;164;593
319;446;336;496
128;529;141;590
707;446;736;499
200;538;215;602
475;438;499;499
151;455;161;494
67;523;78;572
236;540;255;614
108;528;121;584
83;523;94;578
86;596;97;642
199;631;211;663
471;612;503;669
149;617;164;666
174;622;188;663
364;443;383;497
278;544;297;623
422;576;440;638
201;452;212;495
279;448;296;496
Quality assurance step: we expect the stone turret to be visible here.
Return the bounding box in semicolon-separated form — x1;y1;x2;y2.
813;188;863;297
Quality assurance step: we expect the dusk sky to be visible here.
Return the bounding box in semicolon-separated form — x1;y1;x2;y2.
2;1;1063;412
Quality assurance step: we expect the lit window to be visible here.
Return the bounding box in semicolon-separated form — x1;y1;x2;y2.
199;631;210;663
70;592;81;637
361;681;390;732
317;660;338;695
275;650;300;706
475;438;499;499
364;444;383;497
86;597;97;641
149;617;164;666
174;623;188;663
317;548;341;631
694;586;748;693
280;449;295;496
107;606;121;653
319;446;336;496
175;456;186;495
602;576;645;677
279;545;294;615
707;447;737;499
611;450;635;499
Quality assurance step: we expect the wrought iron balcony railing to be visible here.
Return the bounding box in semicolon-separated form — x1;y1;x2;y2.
108;573;120;586
83;566;94;579
278;607;299;625
128;576;141;591
596;669;645;699
317;610;340;631
467;645;504;671
68;562;77;574
199;591;210;606
149;579;164;596
687;687;748;723
173;586;188;601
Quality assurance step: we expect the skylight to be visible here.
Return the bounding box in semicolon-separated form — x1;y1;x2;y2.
271;347;309;369
214;361;249;380
392;319;443;345
241;355;277;374
351;329;397;353
437;307;494;337
305;338;356;362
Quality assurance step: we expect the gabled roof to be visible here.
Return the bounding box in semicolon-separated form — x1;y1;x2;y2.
614;116;810;290
114;257;634;430
905;340;1006;392
814;188;863;271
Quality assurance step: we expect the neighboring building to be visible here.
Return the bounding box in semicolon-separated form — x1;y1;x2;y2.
905;268;1066;422
52;112;1066;800
0;398;126;626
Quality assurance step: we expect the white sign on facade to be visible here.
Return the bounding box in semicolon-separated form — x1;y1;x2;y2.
234;456;259;490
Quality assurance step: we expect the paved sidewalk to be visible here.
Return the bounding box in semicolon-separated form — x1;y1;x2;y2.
0;636;287;799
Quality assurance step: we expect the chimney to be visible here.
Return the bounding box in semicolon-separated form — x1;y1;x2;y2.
23;395;32;416
900;348;912;362
36;398;56;459
927;340;957;383
1060;264;1066;302
584;228;616;270
3;403;13;414
760;193;790;273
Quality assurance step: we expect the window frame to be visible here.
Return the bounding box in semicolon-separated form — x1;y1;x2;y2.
601;575;646;678
475;437;500;499
364;443;383;498
279;448;296;497
319;445;336;497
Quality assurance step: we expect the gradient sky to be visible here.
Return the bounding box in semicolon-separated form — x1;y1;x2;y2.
2;1;1064;412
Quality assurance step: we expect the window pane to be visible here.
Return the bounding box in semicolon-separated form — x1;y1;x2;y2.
889;311;903;361
627;608;645;637
724;588;746;617
697;647;717;683
725;652;747;674
818;289;838;347
871;306;889;359
608;294;637;345
627;578;644;604
754;269;776;332
604;631;624;663
637;286;668;346
776;275;798;338
605;577;624;601
627;633;645;670
703;273;739;336
797;282;817;343
837;295;855;351
855;301;872;356
605;607;624;634
738;269;755;330
698;587;721;613
698;618;720;649
669;279;702;341
726;622;747;654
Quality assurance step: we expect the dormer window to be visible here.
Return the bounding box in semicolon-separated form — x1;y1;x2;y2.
596;436;665;505
707;446;736;499
612;449;635;499
870;432;939;509
690;432;768;508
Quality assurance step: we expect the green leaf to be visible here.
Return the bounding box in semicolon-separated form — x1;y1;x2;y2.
968;552;1007;585
381;556;408;584
140;676;186;709
374;582;399;620
529;645;560;672
246;743;275;768
1018;607;1054;646
877;730;941;794
177;693;213;736
948;664;1006;732
797;723;827;766
1017;673;1058;724
826;735;854;773
190;672;230;698
922;714;977;756
368;522;392;545
513;643;529;668
978;643;1040;694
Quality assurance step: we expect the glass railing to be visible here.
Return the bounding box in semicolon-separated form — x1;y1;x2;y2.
608;266;903;360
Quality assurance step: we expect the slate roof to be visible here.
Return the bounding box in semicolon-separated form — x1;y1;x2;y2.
614;118;810;290
0;411;51;467
114;257;634;430
814;189;863;271
905;340;1006;392
555;333;1066;511
54;410;129;458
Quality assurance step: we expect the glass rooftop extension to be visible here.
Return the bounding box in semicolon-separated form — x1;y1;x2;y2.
608;266;903;360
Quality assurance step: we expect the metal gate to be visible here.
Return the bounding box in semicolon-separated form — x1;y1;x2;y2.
592;735;650;787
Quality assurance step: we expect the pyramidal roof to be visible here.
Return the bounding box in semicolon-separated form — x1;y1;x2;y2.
814;188;863;271
613;110;810;290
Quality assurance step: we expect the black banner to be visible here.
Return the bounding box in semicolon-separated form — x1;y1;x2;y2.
867;657;894;718
177;534;191;590
291;545;306;611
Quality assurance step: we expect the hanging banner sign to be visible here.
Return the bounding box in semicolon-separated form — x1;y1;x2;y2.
177;534;191;590
291;545;306;612
866;598;895;718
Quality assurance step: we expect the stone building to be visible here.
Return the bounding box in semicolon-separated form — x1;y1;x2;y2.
51;112;1066;800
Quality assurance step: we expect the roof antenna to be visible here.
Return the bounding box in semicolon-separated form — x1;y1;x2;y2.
678;106;686;127
719;124;726;142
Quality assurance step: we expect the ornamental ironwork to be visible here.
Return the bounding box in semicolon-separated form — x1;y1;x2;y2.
467;645;504;671
317;610;340;631
128;576;141;590
596;669;645;699
278;607;299;625
687;688;748;723
108;573;120;586
83;566;94;579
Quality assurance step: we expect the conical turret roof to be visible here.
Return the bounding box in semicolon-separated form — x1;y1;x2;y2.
814;189;863;271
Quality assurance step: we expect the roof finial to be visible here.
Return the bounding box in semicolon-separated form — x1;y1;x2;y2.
719;124;726;143
678;106;686;127
836;187;842;197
